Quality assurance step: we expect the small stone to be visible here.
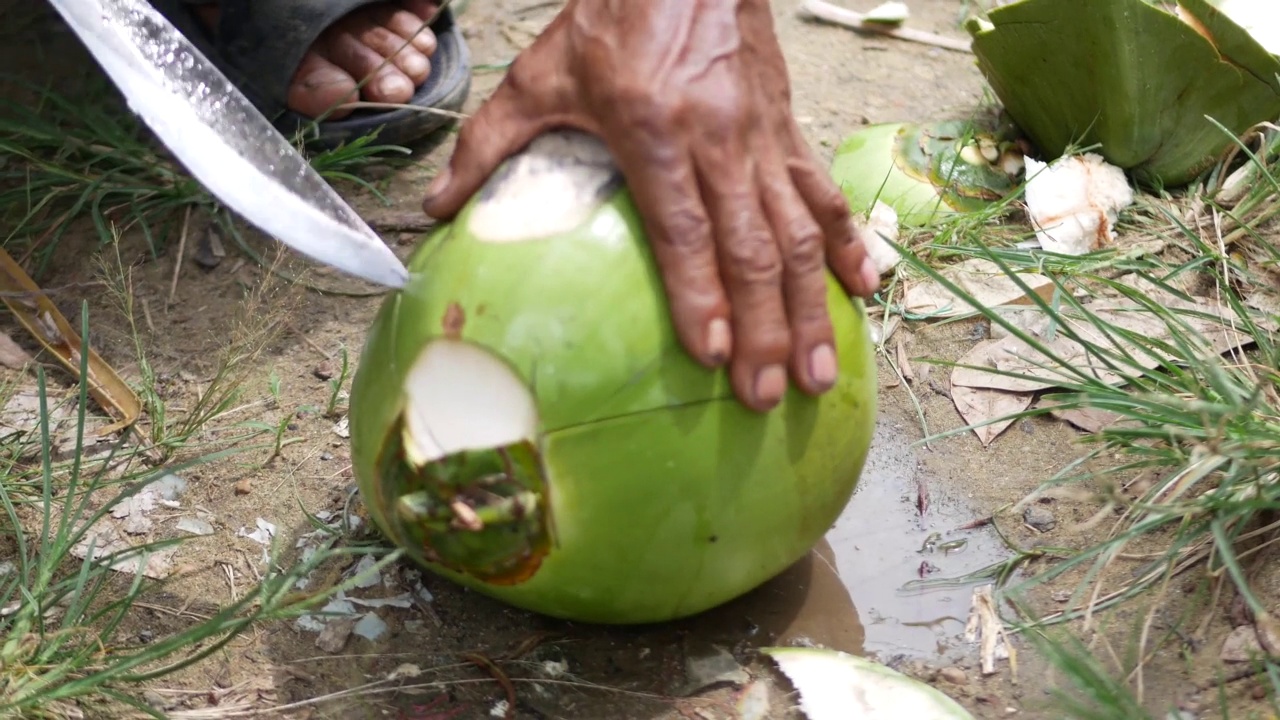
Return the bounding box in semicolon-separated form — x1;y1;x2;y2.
233;479;253;495
353;612;389;641
681;644;749;695
1051;590;1071;603
320;452;333;461
143;690;168;709
176;517;215;536
1221;625;1265;663
1023;506;1056;532
397;232;416;246
192;227;226;270
1252;684;1268;700
313;361;336;381
937;666;967;685
316;617;356;653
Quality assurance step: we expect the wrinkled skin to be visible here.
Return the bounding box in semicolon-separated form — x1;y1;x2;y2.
422;0;880;412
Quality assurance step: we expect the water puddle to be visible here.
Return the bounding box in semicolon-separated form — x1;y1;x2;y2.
685;416;1013;664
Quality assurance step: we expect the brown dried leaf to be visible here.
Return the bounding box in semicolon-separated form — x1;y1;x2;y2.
950;279;1273;394
951;384;1034;447
0;248;141;434
1035;398;1126;434
903;259;1055;318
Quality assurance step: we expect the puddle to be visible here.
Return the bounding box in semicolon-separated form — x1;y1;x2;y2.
825;416;1013;662
685;416;1014;664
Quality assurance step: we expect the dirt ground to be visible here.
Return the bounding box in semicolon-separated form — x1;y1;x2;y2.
3;1;1278;718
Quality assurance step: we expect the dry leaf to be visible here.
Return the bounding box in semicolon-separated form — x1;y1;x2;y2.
896;339;914;381
903;259;1054;318
950;279;1273;394
950;384;1034;447
964;584;1012;676
0;248;141;434
1035;398;1125;434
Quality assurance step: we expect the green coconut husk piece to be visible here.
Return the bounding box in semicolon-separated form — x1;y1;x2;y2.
967;0;1280;188
831;113;1025;227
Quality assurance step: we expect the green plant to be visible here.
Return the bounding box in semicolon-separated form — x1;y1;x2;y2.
0;311;399;717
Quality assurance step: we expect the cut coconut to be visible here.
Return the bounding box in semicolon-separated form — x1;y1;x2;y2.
762;647;974;720
401;339;539;466
859;200;902;276
467;131;624;244
1024;153;1134;256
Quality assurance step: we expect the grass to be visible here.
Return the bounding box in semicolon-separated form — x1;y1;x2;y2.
877;118;1280;716
2;5;1280;716
0;72;411;279
0;310;401;718
0;22;419;715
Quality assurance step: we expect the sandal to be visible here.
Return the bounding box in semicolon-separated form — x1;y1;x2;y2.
148;0;472;148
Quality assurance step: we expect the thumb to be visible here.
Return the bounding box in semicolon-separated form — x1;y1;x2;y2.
422;76;546;220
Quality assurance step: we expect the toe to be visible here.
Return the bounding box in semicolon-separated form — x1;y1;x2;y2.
324;29;415;104
287;52;359;119
373;6;439;55
354;21;431;85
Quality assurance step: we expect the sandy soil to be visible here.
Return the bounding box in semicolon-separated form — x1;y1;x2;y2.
2;1;1277;719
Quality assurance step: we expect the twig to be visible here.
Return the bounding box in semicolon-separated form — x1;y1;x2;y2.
365;211;437;233
168;206;192;305
797;0;973;54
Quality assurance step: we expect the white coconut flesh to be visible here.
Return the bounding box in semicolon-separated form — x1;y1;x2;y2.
466;130;623;244
399;130;627;465
761;647;974;720
401;339;539;466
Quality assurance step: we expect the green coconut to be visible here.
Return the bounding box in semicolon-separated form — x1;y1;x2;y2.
348;130;878;625
831;115;1026;227
966;0;1280;188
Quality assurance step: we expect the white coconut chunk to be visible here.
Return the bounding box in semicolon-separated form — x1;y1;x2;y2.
401;339;538;465
1180;0;1280;56
865;1;910;25
858;200;902;276
762;647;974;720
1024;153;1134;256
467;130;623;244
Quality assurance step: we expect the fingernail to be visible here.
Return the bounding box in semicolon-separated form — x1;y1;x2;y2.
809;344;838;388
859;257;880;295
754;365;787;406
425;168;451;201
706;319;731;364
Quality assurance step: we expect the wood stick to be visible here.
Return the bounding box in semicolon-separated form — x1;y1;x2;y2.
797;0;974;54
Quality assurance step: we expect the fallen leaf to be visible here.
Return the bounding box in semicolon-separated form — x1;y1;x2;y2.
903;259;1054;318
1035;398;1125;434
896;339;914;381
950;384;1034;447
964;585;1013;676
0;248;141;434
950;279;1274;394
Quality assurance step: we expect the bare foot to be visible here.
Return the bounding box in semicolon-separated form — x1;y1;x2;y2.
194;0;440;120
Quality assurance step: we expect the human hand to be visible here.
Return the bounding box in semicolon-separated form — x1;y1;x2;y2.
422;0;880;412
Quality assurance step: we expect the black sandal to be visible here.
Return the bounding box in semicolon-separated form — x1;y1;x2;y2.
148;0;472;148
